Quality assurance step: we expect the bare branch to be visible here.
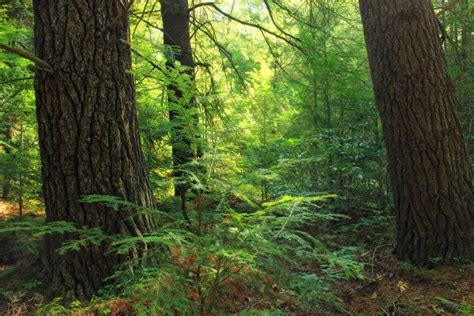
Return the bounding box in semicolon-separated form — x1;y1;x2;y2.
190;19;248;90
131;12;164;32
189;2;304;52
119;39;166;76
188;2;215;12
436;0;460;16
132;0;160;37
108;0;135;29
262;0;302;45
0;43;53;73
0;77;34;85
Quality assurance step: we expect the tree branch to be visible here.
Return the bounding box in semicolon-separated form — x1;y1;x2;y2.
108;0;135;29
130;12;163;33
262;0;302;45
436;0;460;16
188;2;215;12
189;2;304;52
190;19;248;90
0;43;53;73
0;77;34;85
119;39;166;76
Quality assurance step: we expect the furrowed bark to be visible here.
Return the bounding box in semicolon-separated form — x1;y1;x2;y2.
34;0;156;298
359;0;474;266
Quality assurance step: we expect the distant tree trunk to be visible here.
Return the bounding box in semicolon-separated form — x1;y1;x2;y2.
459;0;471;72
160;0;200;217
1;125;12;200
458;0;473;154
359;0;474;265
17;121;23;218
34;0;156;298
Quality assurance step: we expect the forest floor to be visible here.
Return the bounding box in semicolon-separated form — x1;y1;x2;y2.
0;200;473;315
0;200;20;220
343;250;474;315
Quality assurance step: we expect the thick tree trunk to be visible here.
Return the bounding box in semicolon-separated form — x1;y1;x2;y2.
359;0;474;265
160;0;200;210
34;0;156;298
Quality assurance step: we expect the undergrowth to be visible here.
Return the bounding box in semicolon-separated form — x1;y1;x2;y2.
0;186;366;314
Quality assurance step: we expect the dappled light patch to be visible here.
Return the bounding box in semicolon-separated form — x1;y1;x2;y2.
0;200;44;221
0;200;19;220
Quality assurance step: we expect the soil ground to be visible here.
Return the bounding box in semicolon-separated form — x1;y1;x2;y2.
343;250;474;315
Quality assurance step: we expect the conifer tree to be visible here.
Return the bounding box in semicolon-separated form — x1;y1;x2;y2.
360;0;474;265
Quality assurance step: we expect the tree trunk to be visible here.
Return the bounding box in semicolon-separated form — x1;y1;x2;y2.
458;0;473;155
459;0;472;72
34;0;156;298
160;0;200;213
1;125;12;200
359;0;474;265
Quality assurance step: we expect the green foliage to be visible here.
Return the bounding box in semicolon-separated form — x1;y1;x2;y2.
0;0;39;206
436;296;474;316
7;192;363;314
0;216;42;264
287;273;340;310
108;191;363;314
36;297;71;316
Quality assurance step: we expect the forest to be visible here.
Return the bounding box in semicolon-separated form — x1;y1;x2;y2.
0;0;473;315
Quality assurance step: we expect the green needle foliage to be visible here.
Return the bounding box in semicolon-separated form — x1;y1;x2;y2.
1;190;364;314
